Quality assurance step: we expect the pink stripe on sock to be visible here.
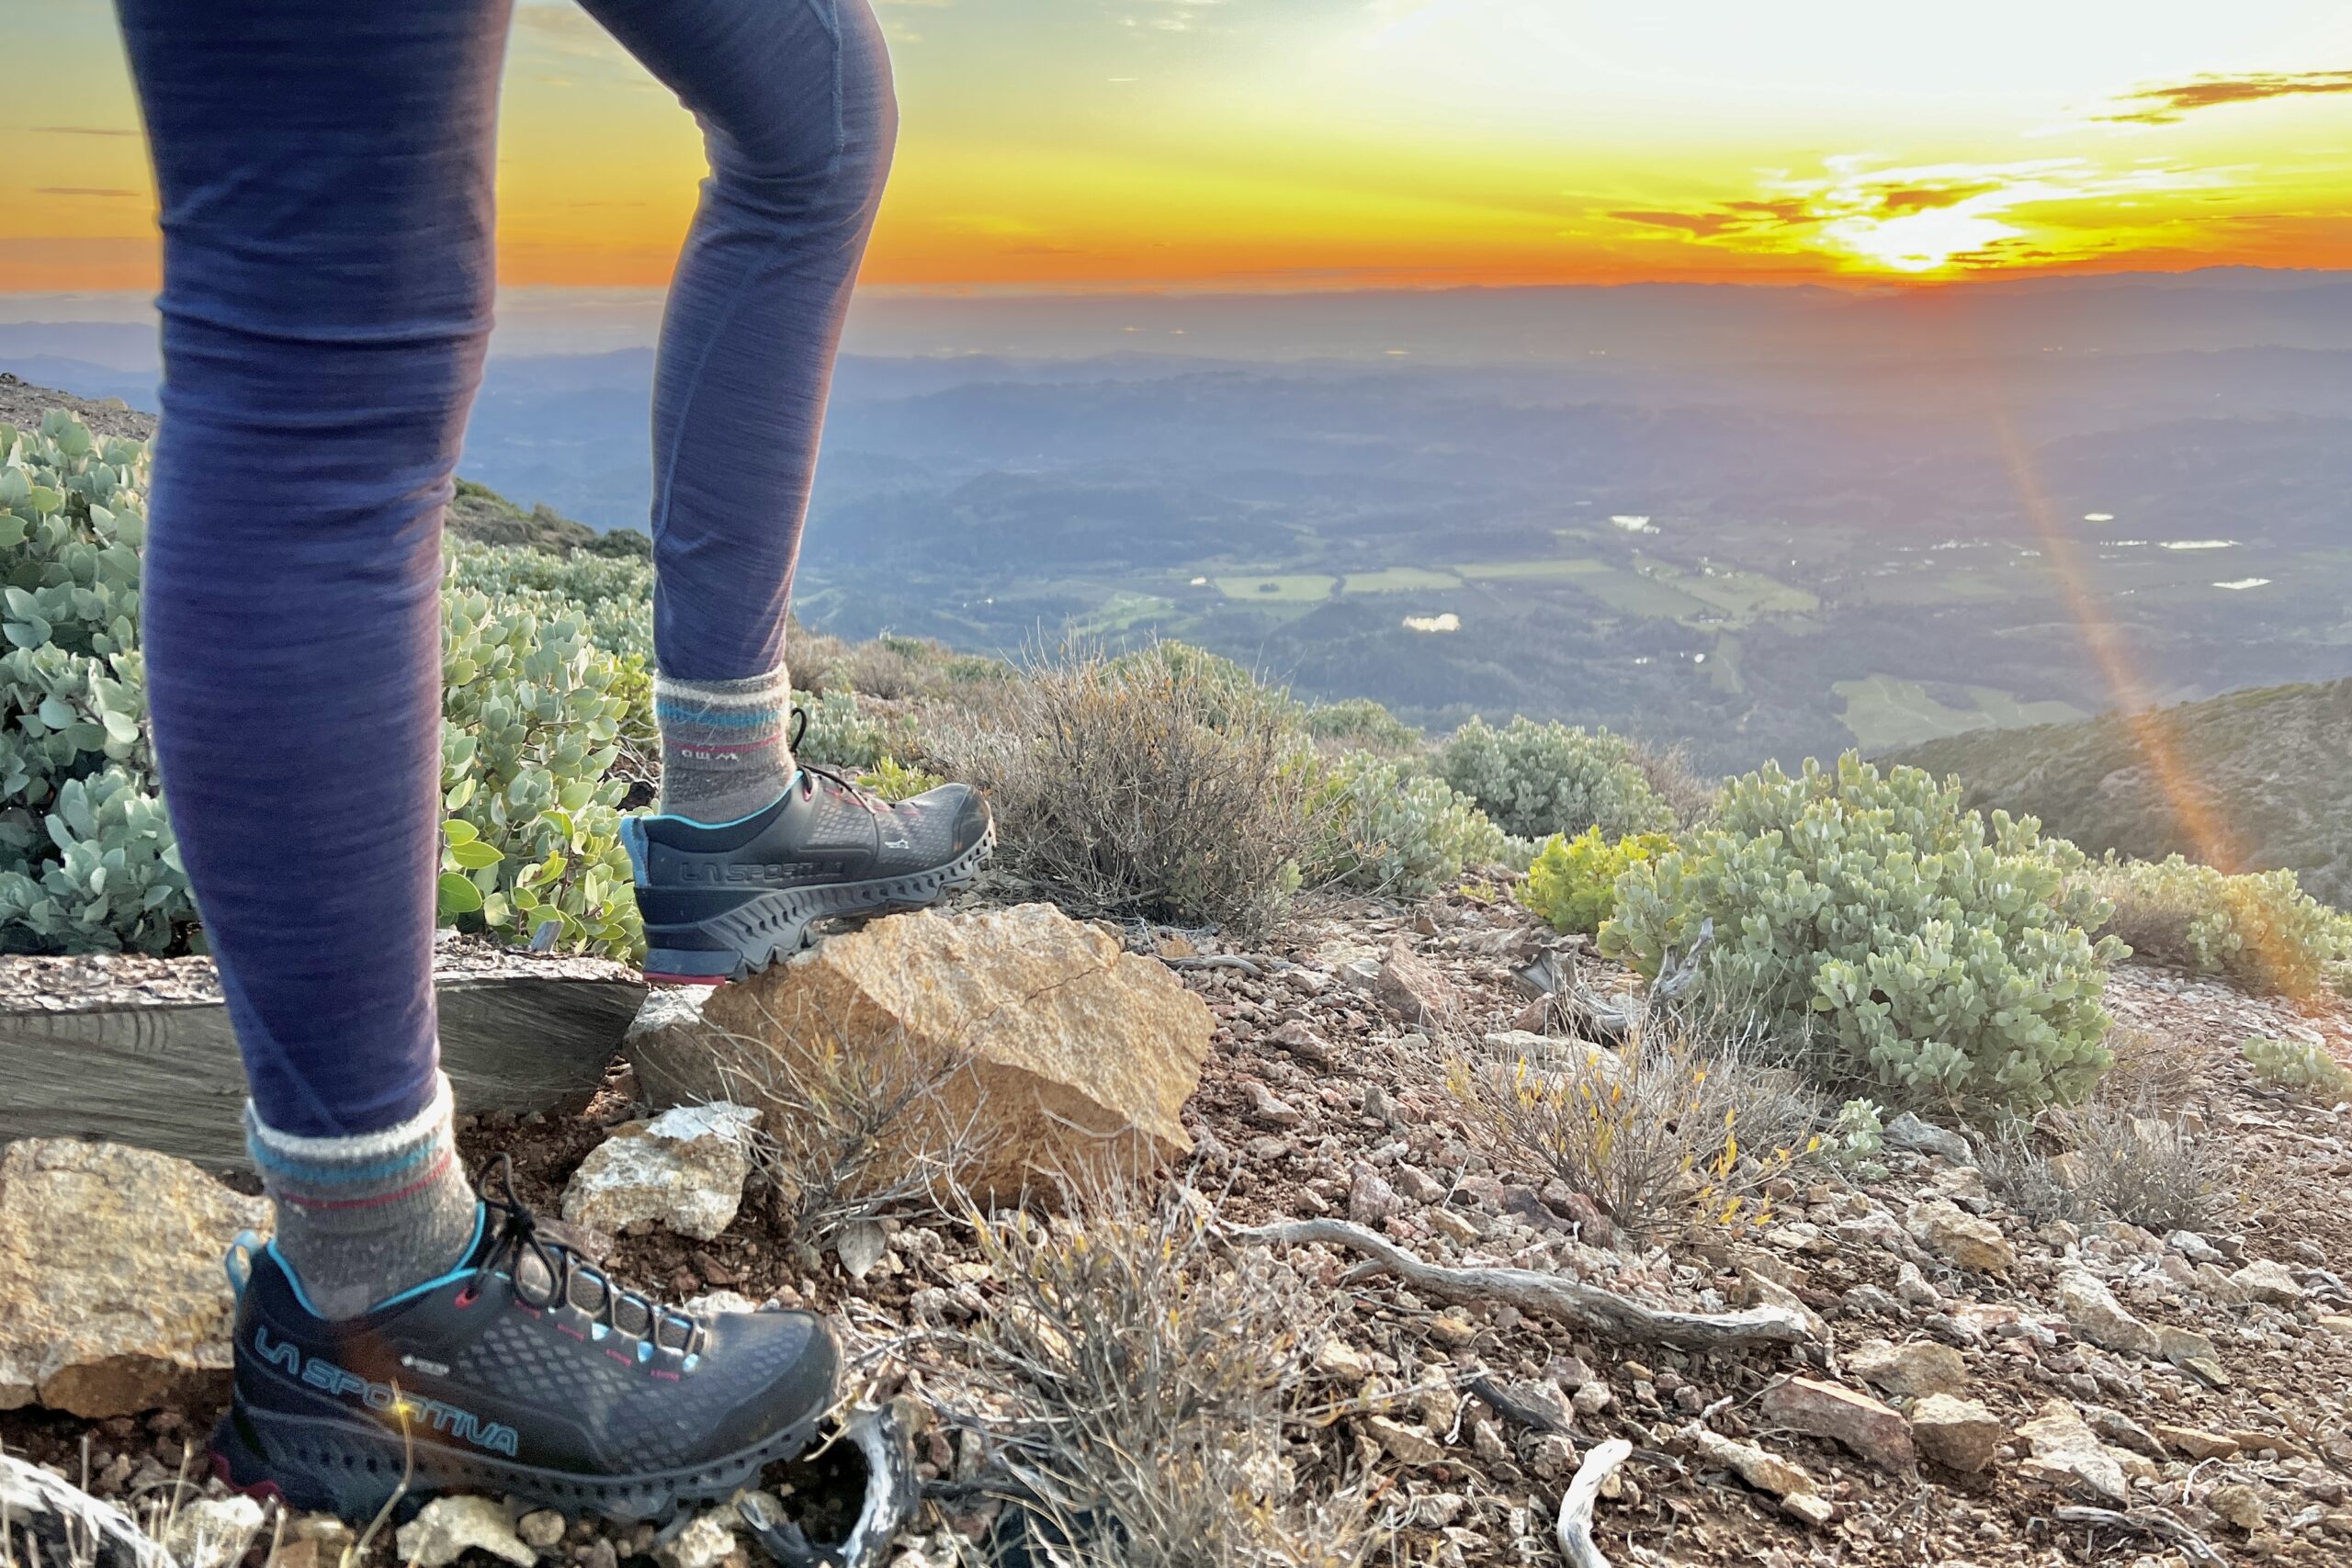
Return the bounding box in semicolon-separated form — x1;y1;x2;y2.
284;1149;456;1213
671;736;781;756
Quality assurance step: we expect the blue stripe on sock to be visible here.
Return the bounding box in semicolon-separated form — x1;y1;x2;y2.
654;700;786;729
245;1131;442;1185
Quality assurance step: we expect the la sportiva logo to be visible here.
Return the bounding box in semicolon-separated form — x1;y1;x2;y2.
252;1326;520;1457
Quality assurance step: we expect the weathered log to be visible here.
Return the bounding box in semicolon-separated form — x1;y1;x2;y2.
0;943;644;1168
1229;1218;1818;1350
1555;1438;1633;1568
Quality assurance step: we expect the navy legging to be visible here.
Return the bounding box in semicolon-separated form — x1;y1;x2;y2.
116;0;894;1136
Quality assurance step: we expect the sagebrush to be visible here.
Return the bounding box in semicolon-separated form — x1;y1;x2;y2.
1435;715;1677;841
2092;852;2341;998
1310;750;1508;900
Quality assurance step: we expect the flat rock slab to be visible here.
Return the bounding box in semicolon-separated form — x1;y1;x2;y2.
0;942;645;1168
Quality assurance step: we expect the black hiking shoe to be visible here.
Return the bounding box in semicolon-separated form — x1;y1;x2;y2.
623;717;994;985
210;1159;841;1523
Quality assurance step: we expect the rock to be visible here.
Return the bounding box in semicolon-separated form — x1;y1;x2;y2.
1364;1415;1443;1465
2017;1399;2131;1506
1736;1268;1828;1343
1264;1019;1335;1068
0;1139;270;1416
1910;1394;2002;1472
1315;1337;1374;1382
1481;1031;1623;1084
1244;1080;1303;1128
2154;1424;2239;1461
1848;1338;1968;1399
1758;1377;1915;1471
562;1103;759;1243
633;904;1214;1202
160;1495;265;1568
1375;938;1455;1025
2210;1483;2267;1532
1349;1165;1402;1225
1884;1112;1972;1163
1503;1378;1577;1432
1571;1381;1611;1416
2166;1230;2224;1264
657;1513;738;1568
834;1220;888;1282
397;1495;537;1568
1908;1201;2016;1274
1391;1163;1447;1205
2083;1406;2165;1461
518;1510;568;1549
2231;1258;2304;1305
1529;1433;1579;1479
2057;1269;2162;1358
2154;1325;2219;1366
1672;1423;1830;1527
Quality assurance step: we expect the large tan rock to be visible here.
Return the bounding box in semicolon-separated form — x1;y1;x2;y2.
0;1139;269;1416
629;903;1214;1203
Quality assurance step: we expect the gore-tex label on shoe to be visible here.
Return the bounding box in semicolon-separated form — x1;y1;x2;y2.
253;1325;521;1456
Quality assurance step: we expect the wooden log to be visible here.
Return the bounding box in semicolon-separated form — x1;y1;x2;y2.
0;942;646;1168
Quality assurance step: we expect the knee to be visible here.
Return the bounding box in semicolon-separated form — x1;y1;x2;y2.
708;0;895;223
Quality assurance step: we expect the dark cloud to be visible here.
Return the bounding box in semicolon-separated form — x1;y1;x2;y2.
1609;201;1822;241
1876;180;2000;215
2103;70;2352;125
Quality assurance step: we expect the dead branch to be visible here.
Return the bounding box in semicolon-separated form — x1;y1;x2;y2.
1228;1219;1818;1350
1555;1438;1634;1568
2052;1506;2226;1567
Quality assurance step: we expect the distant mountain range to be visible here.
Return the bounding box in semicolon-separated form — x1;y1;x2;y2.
1892;677;2352;910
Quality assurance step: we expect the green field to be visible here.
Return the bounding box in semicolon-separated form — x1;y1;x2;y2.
1074;591;1181;636
1214;574;1336;602
1837;674;2090;751
1635;555;1819;618
1455;558;1612;582
1343;567;1463;593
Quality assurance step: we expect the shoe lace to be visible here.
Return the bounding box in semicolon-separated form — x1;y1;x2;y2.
471;1155;707;1359
789;708;886;815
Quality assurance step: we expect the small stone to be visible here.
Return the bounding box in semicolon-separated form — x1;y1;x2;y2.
1426;1207;1481;1245
1884;1112;1972;1162
2058;1269;2162;1358
1391;1163;1447;1204
1315;1337;1374;1382
1758;1377;1914;1471
509;1510;564;1551
1848;1338;1967;1399
398;1496;537;1568
1365;1415;1443;1466
1530;1433;1578;1479
1908;1202;2015;1274
2154;1424;2239;1461
561;1103;760;1243
2231;1259;2303;1305
1571;1381;1611;1416
1471;1419;1510;1463
2017;1399;2130;1506
1910;1393;2002;1473
1503;1378;1577;1431
1376;939;1455;1025
1673;1422;1827;1524
834;1220;888;1282
2210;1483;2267;1532
1894;1261;1941;1308
1245;1080;1304;1129
1349;1165;1402;1225
655;1512;738;1568
160;1495;265;1568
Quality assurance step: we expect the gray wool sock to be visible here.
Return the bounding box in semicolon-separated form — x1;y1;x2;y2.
655;667;797;823
245;1074;481;1321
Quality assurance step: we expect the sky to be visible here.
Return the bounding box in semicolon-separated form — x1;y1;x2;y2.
7;0;2352;293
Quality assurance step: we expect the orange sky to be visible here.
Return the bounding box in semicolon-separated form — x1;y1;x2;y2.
9;0;2352;292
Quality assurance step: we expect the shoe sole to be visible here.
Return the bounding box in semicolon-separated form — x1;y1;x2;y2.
210;1395;829;1525
641;825;995;986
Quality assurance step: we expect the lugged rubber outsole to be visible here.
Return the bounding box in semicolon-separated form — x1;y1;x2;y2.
642;825;995;986
210;1395;830;1525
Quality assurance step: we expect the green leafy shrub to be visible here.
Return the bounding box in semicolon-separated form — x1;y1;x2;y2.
0;413;190;952
439;592;639;955
1108;641;1307;733
2242;1034;2352;1100
1521;826;1675;935
1436;715;1676;841
855;755;944;802
1304;696;1421;755
788;685;913;772
2092;853;2340;998
1604;754;2124;1114
1311;751;1506;899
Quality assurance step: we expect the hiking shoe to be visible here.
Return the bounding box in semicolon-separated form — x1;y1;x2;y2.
211;1158;840;1523
623;720;993;984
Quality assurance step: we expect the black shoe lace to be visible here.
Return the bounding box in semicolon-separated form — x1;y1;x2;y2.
789;708;885;815
469;1155;707;1359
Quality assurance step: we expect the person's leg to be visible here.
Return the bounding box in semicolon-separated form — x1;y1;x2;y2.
577;0;896;822
117;0;504;1316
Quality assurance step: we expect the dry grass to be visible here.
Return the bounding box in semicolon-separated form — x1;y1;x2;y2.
2093;1026;2200;1112
1982;1100;2229;1234
929;1180;1369;1568
1627;739;1718;829
932;644;1324;939
1450;1005;1823;1248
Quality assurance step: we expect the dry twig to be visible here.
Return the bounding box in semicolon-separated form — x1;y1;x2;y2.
1555;1438;1634;1568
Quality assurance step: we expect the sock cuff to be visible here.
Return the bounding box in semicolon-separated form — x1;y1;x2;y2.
654;667;792;716
246;1072;454;1179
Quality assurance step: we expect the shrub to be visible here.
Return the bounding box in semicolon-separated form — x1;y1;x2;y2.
1310;751;1506;900
1628;739;1719;829
854;755;944;802
1828;1099;1889;1179
786;684;911;772
0;413;191;953
1450;1014;1821;1247
935;1183;1368;1566
2242;1034;2352;1101
1435;715;1676;841
1982;1102;2227;1233
1303;696;1421;755
1521;826;1675;935
1604;754;2124;1114
2092;853;2340;998
935;646;1318;936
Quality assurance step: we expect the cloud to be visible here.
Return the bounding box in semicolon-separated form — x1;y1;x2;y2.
2102;70;2352;125
1876;180;2001;216
1607;201;1819;240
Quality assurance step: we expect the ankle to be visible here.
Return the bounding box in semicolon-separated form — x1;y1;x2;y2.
246;1075;480;1320
655;668;797;823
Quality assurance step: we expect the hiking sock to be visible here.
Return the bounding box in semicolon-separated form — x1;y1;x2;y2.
244;1073;480;1321
655;667;797;823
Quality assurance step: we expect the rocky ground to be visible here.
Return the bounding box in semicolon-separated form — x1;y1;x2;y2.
6;872;2352;1568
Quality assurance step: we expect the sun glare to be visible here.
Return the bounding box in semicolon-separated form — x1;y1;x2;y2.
1825;205;2023;274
